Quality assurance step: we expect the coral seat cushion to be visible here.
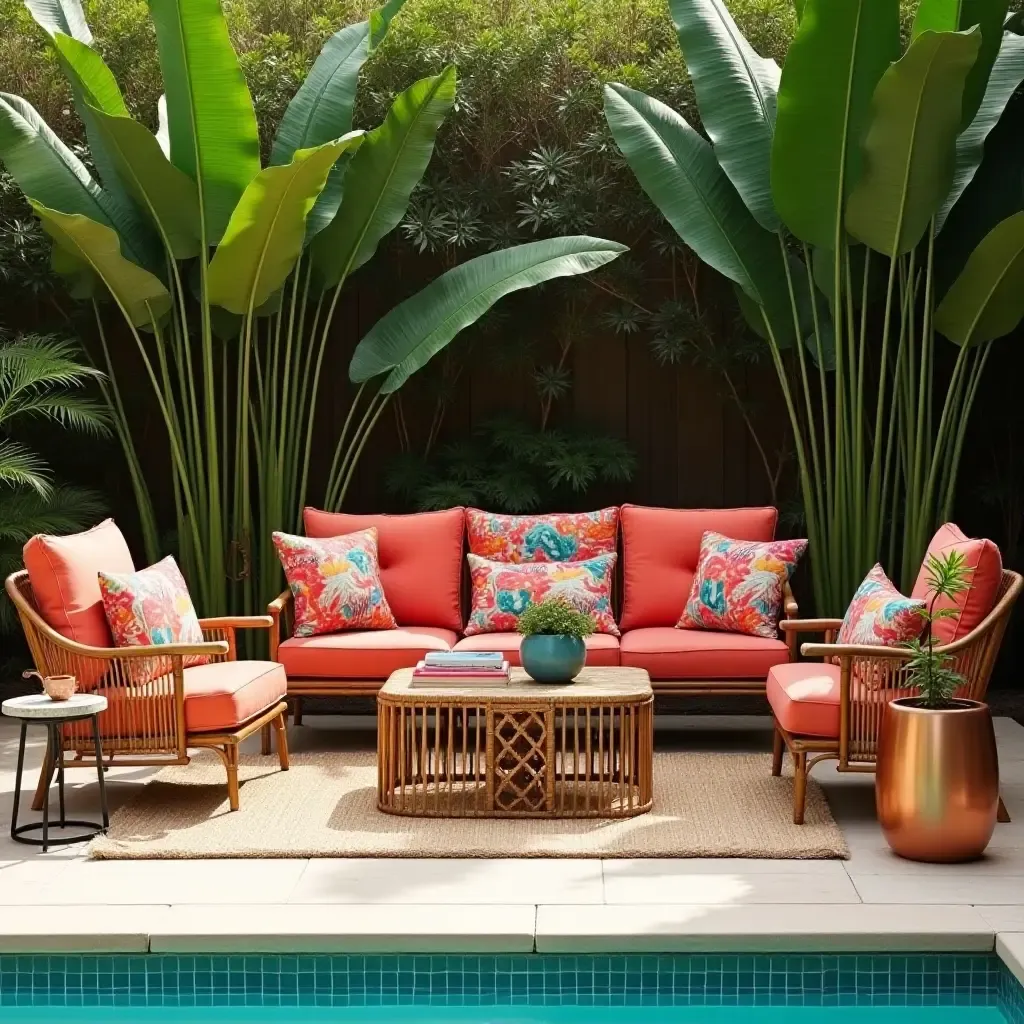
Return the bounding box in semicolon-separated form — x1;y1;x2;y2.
453;632;621;667
911;523;1002;645
304;507;464;631
767;662;842;738
277;627;458;680
619;505;778;631
182;660;287;733
23;518;135;648
619;627;789;680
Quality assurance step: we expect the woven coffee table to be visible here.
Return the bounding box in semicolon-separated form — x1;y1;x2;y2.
377;665;653;818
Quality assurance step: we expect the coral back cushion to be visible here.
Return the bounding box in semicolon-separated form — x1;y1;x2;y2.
619;505;778;631
303;507;465;631
911;523;1002;645
23;518;135;648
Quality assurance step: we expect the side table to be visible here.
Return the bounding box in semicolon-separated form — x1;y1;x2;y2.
1;693;110;852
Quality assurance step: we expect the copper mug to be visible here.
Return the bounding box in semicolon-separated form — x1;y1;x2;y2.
23;670;78;702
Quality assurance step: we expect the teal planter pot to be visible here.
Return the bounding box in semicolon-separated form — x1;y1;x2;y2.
520;633;586;683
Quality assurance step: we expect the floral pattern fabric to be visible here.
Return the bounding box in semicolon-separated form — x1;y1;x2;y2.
273;528;397;638
836;563;926;647
98;556;207;684
677;531;807;639
466;507;619;563
464;552;619;636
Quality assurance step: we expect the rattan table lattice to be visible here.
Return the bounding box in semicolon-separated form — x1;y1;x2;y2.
377;666;653;818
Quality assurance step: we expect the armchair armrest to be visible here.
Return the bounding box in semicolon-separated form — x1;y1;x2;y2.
800;641;914;661
199;615;274;631
106;639;230;659
780;618;844;634
267;589;293;661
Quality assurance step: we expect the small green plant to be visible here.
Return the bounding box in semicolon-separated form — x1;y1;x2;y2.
516;599;595;639
904;551;973;709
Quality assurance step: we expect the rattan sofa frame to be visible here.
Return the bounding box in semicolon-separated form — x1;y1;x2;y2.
6;570;290;812
773;568;1022;825
268;583;799;720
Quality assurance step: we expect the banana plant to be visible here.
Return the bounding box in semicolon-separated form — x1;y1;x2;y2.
605;0;1024;614
0;0;626;616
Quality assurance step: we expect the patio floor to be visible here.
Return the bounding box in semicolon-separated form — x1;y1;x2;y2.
2;713;1024;964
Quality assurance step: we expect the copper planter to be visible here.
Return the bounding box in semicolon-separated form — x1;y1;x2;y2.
876;698;998;862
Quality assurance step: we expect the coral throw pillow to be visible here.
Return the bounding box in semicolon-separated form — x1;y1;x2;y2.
98;556;208;684
273;528;397;638
677;531;807;639
911;523;1002;645
836;564;926;647
464;552;619;636
467;507;619;563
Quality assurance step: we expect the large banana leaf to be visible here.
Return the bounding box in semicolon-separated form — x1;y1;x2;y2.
936;30;1024;230
312;67;456;290
668;0;780;231
771;0;901;248
149;0;261;243
847;30;980;257
270;0;406;238
935;211;1024;345
87;106;201;259
913;0;1009;126
24;0;92;43
208;133;364;314
30;203;171;327
350;237;627;393
603;84;792;341
0;94;150;268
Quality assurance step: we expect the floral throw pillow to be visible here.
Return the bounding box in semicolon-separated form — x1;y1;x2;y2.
466;507;619;563
98;555;208;684
273;528;397;638
837;564;926;647
677;531;808;639
465;552;619;636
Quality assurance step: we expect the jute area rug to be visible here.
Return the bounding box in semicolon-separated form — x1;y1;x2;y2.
89;750;848;860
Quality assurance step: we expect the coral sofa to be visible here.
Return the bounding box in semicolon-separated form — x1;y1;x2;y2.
269;505;799;712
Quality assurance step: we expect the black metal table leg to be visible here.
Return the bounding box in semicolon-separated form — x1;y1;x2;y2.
10;721;26;841
8;711;111;850
92;715;109;829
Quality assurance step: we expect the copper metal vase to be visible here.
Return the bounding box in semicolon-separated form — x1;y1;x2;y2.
876;698;998;862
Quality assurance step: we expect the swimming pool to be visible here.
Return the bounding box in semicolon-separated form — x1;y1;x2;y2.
0;953;1021;1020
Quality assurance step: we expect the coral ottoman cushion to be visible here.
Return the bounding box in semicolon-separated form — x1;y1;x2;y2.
98;555;208;684
619;505;778;631
304;507;464;631
464;552;619;636
767;662;842;738
466;507;619;562
274;528;397;638
911;523;1002;644
182;660;287;732
23;518;135;649
677;531;806;638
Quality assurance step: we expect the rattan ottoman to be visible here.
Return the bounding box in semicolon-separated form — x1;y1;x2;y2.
377;665;653;818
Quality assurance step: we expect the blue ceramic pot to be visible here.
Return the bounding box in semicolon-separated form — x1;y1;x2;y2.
520;633;586;683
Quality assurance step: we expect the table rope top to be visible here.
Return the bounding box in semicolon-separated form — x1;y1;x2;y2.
1;693;108;719
380;665;652;703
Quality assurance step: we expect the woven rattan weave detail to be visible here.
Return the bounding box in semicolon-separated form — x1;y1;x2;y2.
377;666;654;818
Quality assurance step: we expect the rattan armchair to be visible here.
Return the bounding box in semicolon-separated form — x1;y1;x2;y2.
773;568;1022;824
6;570;289;812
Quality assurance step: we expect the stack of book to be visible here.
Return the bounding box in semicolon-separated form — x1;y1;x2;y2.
410;651;511;686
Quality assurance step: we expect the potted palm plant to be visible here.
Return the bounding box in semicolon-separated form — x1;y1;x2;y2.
876;552;999;862
516;599;595;683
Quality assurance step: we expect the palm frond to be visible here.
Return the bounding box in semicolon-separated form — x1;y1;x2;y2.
0;441;51;495
0;485;106;542
3;394;111;436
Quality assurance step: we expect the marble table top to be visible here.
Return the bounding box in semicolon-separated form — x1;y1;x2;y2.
1;693;107;720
